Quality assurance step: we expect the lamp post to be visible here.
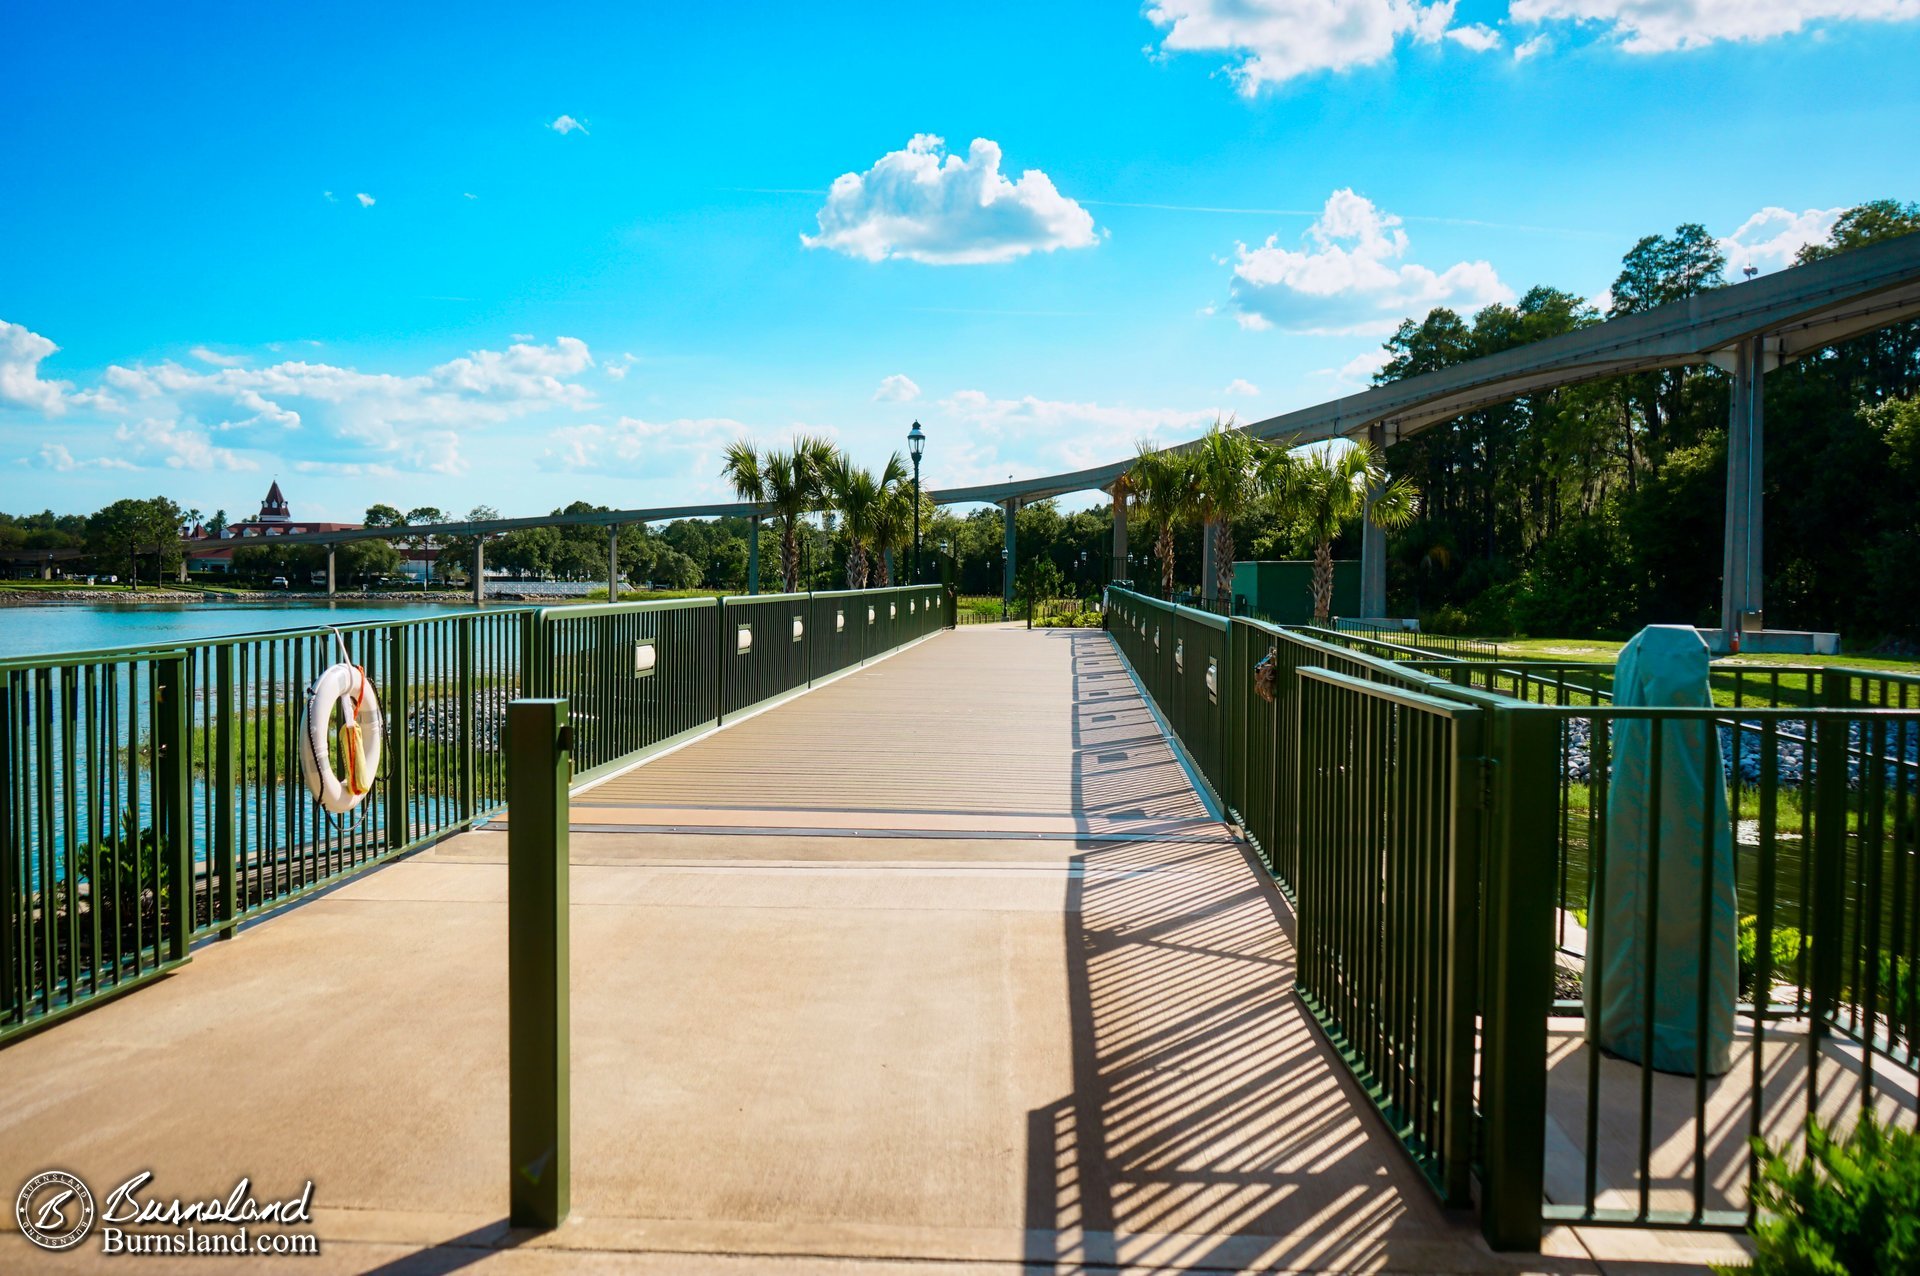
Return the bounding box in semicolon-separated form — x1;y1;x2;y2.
907;420;926;584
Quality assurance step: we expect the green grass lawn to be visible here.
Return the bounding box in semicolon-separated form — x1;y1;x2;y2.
1496;634;1920;678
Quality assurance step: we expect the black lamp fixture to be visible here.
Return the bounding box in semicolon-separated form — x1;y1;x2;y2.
907;420;926;583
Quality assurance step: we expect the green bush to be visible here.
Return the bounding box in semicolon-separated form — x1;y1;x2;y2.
1738;916;1806;999
1722;1114;1920;1274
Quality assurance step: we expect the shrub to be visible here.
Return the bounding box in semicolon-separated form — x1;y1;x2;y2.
1721;1114;1920;1274
1738;916;1806;999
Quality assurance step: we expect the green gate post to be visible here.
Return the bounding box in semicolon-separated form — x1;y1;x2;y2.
508;698;571;1230
1809;674;1851;1038
154;654;193;963
1477;705;1555;1250
385;630;411;852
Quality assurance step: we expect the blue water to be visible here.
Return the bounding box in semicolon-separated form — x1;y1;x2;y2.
0;599;502;662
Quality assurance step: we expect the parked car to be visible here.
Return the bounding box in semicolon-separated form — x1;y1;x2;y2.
269;576;289;589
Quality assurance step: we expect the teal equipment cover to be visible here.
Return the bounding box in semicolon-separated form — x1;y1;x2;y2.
1586;625;1737;1075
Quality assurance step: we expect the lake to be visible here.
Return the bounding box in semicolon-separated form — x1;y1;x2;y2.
0;599;510;662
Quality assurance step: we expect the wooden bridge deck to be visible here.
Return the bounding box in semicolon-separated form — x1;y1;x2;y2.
0;627;1732;1272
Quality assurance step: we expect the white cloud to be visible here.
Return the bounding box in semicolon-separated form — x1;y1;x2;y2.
113;420;258;472
323;190;337;203
1510;0;1920;52
356;193;375;207
1144;0;1464;92
1228;188;1512;335
1719;205;1844;277
1447;22;1504;51
604;352;639;381
543;417;749;487
1223;378;1261;395
463;192;478;200
191;346;247;368
802;135;1098;265
26;443;133;471
1319;349;1391;388
0;320;75;413
549;114;588;135
937;390;1220;481
873;373;921;402
1513;32;1553;59
14;329;601;476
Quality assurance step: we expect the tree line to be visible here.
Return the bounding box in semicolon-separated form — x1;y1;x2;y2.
7;200;1915;634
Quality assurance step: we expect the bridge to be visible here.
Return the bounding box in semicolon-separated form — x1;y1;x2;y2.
168;233;1920;649
6;591;1916;1270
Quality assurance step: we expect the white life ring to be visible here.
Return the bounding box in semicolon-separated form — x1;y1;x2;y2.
299;661;384;814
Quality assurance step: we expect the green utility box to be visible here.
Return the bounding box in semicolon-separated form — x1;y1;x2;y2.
1231;560;1359;625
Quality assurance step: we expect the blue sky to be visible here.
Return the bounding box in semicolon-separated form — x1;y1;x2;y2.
4;1;1917;522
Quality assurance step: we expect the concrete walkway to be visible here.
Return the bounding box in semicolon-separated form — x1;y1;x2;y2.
1;628;1733;1273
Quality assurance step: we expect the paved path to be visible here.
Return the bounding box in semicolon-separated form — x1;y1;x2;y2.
0;628;1732;1272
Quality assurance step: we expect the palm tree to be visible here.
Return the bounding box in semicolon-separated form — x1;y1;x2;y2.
723;435;837;592
868;463;917;586
1126;442;1196;598
1185;419;1273;604
823;451;906;589
1281;443;1420;624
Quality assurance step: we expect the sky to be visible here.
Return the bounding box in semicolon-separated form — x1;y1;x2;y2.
3;1;1918;524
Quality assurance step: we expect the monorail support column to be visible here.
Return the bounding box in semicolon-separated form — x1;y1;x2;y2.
326;544;337;597
1359;422;1390;620
1002;499;1017;615
1719;336;1770;641
607;524;621;604
473;539;486;607
747;514;761;595
1109;484;1128;584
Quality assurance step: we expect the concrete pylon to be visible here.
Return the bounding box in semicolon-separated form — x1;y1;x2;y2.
1719;336;1773;639
473;540;486;606
607;525;621;603
1109;485;1128;584
1002;499;1017;610
326;544;337;597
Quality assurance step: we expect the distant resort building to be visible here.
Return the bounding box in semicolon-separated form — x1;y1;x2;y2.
185;481;436;579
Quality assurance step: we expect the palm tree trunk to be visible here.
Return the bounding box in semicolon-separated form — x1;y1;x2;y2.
846;543;866;590
1214;523;1234;606
1312;538;1334;624
781;521;800;593
1157;524;1175;597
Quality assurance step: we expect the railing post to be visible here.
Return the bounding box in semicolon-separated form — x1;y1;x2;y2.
1809;674;1851;1035
458;619;476;824
508;698;571;1230
1477;704;1554;1251
385;628;411;852
214;646;237;937
154;654;192;963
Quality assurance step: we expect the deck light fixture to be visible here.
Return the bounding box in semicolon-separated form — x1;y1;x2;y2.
907;420;926;583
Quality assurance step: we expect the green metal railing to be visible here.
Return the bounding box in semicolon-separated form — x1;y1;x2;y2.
2;584;946;1044
2;648;193;1037
1325;619;1501;661
1105;586;1920;1247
